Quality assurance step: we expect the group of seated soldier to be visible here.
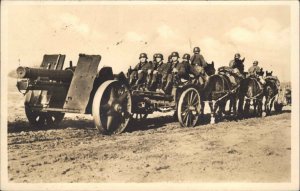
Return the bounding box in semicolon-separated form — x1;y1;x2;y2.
128;47;208;94
128;48;279;93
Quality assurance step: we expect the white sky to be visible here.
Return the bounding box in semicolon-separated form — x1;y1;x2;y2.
2;2;292;82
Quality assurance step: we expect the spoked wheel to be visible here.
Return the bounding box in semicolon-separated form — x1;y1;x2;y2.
92;80;132;135
25;105;65;127
177;88;201;127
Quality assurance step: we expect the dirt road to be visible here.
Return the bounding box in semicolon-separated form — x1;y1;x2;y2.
7;111;291;183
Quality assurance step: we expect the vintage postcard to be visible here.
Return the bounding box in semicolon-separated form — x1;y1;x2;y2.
1;1;299;190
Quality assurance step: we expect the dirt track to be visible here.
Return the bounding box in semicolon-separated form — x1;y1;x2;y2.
7;110;291;183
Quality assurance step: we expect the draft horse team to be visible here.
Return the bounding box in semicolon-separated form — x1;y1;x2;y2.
127;47;281;124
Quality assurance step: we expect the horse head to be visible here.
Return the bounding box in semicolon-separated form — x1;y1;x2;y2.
266;70;273;76
256;68;264;76
204;61;216;76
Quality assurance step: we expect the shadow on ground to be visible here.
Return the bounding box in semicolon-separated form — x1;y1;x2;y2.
7;118;95;133
7;109;291;134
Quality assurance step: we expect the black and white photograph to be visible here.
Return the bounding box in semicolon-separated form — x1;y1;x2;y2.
1;1;299;190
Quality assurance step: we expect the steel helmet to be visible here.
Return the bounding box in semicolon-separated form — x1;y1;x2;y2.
171;51;180;58
153;53;157;60
139;53;148;59
193;47;200;53
156;53;164;60
234;53;241;58
183;53;190;60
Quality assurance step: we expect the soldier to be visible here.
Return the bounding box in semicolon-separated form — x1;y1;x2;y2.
129;53;153;87
248;61;266;85
151;53;158;66
149;53;171;91
190;47;208;85
229;53;245;75
248;61;261;76
191;47;207;68
178;53;199;80
164;52;200;94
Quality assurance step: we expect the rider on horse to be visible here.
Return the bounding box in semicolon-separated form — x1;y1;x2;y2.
217;53;245;88
248;61;266;86
248;61;261;76
191;47;208;87
229;53;245;76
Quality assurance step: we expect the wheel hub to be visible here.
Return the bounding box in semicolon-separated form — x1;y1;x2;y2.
113;103;122;112
188;105;196;111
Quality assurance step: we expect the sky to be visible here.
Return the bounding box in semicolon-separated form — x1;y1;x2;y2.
2;2;292;82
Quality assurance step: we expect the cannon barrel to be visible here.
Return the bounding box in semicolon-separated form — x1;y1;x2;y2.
16;67;73;82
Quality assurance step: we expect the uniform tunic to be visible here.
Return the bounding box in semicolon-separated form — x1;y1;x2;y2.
133;61;154;71
176;61;199;80
248;65;261;75
155;61;171;75
191;53;207;67
229;58;245;74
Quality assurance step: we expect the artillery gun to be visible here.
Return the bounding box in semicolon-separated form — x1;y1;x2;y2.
17;54;202;134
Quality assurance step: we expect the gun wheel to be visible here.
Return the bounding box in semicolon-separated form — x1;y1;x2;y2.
92;80;132;135
25;106;65;127
177;88;201;127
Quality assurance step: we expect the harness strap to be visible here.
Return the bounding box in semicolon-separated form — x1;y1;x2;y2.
245;90;264;100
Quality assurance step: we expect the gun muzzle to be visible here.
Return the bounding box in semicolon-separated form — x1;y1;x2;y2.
16;66;73;82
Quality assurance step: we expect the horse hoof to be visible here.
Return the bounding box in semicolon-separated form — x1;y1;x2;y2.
210;118;215;124
262;112;267;117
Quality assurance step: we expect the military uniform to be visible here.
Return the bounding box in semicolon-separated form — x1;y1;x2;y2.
248;61;261;76
190;47;207;80
191;54;207;68
177;60;199;80
129;53;154;86
229;53;245;74
229;59;245;73
164;52;200;93
149;54;171;91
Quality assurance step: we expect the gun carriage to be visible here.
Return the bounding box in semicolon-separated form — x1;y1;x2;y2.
17;54;202;134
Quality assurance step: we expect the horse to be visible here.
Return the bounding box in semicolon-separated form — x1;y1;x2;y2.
200;64;238;124
239;68;265;117
217;67;245;118
263;71;279;115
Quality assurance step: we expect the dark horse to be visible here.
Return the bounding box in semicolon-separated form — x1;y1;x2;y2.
239;68;265;117
200;65;240;124
264;71;279;115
